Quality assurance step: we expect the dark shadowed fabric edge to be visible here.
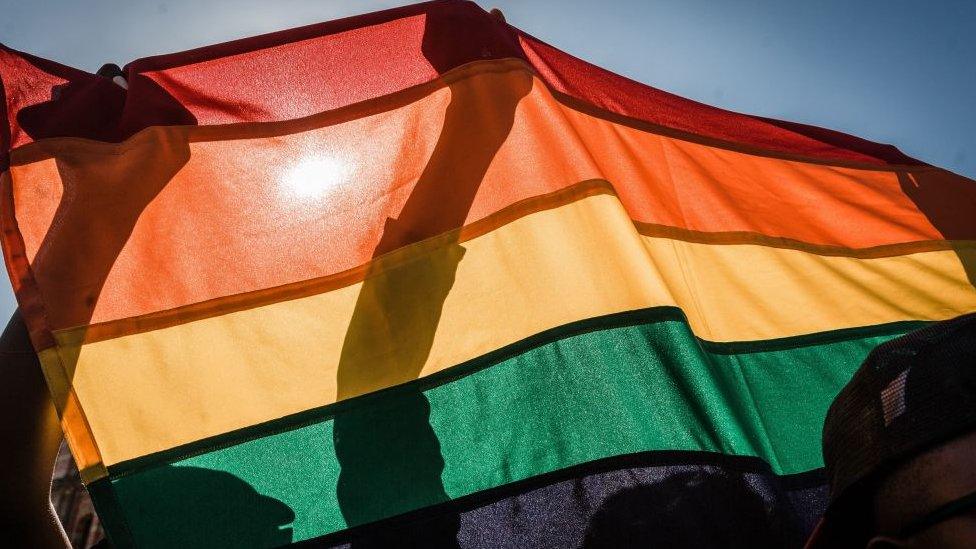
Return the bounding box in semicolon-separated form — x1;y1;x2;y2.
298;451;827;549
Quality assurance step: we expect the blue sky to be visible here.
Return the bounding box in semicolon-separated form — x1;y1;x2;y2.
0;0;974;319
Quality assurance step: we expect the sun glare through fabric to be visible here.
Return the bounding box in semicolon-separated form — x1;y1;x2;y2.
282;156;352;199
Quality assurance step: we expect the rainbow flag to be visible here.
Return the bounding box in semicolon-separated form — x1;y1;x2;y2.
2;2;974;546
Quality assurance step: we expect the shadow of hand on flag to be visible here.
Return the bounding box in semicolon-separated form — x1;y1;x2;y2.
331;10;533;544
896;170;976;288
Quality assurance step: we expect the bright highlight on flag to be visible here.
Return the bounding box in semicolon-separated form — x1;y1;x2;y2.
0;1;974;547
282;156;351;199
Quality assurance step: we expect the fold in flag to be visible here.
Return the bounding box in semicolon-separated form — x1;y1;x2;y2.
2;1;975;547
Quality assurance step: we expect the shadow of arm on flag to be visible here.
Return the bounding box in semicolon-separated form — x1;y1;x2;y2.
6;54;196;421
896;170;976;288
330;6;532;543
1;55;198;544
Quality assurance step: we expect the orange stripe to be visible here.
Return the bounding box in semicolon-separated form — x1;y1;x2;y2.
6;61;974;332
42;179;976;346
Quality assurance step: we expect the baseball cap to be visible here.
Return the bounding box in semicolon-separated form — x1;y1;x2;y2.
805;312;976;548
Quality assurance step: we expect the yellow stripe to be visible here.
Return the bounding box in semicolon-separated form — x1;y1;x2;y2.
59;192;976;466
36;348;106;481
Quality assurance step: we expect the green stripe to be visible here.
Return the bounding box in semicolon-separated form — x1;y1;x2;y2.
103;310;913;547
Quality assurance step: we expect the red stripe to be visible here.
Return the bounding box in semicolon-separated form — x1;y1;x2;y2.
2;1;921;166
517;32;919;165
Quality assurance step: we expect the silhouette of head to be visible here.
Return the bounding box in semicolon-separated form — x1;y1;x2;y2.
583;469;799;548
121;466;294;548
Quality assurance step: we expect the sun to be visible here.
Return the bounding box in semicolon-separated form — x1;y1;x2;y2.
282;156;351;199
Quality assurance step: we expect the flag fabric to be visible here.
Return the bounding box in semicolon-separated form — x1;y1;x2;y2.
2;1;975;546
